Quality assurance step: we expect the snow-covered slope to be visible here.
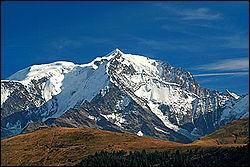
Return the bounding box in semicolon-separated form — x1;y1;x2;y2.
7;61;75;102
1;49;248;142
1;55;115;118
221;94;249;121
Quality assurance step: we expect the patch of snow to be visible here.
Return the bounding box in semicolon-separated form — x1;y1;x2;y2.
226;89;240;100
148;101;198;140
100;113;126;127
134;79;195;117
154;127;170;134
122;96;130;107
148;101;180;131
87;115;96;121
191;98;199;123
6;122;10;129
96;117;101;122
1;87;11;106
115;96;131;110
137;131;143;136
100;86;110;97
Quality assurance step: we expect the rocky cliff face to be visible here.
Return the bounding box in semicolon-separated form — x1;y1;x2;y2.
1;49;248;143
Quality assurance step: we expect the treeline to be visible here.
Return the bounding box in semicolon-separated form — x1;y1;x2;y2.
76;145;249;166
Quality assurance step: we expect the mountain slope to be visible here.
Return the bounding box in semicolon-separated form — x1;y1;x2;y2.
193;118;249;146
1;49;248;142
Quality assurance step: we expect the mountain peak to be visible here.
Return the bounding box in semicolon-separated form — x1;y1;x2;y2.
112;48;123;54
114;48;123;53
104;48;124;59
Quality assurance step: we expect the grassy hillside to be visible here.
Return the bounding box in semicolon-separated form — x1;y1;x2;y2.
193;119;249;146
1;119;249;166
1;127;182;166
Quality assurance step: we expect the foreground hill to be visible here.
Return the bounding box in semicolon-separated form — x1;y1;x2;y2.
193;118;249;146
1;119;248;166
1;127;182;166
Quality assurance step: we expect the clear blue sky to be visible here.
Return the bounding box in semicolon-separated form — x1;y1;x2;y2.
1;1;249;94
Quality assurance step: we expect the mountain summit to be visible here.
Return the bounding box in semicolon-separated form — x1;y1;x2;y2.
1;49;248;142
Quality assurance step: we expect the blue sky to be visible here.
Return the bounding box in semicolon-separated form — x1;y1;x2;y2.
1;1;249;94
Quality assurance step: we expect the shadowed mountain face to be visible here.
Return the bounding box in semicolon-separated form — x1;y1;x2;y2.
1;49;249;143
1;119;248;166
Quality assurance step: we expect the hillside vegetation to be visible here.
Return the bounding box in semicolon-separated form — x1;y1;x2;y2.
1;127;181;166
1;119;249;166
193;119;249;146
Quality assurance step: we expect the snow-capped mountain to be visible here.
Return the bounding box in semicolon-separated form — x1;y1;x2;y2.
1;49;249;142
